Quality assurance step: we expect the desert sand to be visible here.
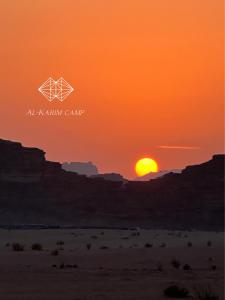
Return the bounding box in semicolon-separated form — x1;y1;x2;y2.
0;229;223;300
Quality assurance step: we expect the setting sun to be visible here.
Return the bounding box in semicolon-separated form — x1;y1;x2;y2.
135;158;158;177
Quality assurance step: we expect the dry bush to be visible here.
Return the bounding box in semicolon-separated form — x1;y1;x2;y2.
51;249;59;256
86;243;91;250
171;259;181;269
31;243;43;251
56;240;64;246
194;286;219;300
12;243;24;252
207;241;212;247
164;285;189;298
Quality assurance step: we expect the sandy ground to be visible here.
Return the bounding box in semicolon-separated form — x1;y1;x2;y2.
0;229;223;300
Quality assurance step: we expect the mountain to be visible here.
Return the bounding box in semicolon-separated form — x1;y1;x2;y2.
0;138;224;230
62;162;98;176
134;169;181;181
91;173;127;182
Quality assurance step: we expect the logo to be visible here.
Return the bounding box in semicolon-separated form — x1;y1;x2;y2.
38;77;74;102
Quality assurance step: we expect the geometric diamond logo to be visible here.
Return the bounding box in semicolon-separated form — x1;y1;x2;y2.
38;77;74;102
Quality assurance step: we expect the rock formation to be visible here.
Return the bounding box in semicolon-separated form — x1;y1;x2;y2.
91;173;126;182
0;139;224;230
62;161;98;176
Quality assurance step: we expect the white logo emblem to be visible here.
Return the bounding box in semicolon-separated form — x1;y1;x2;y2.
38;77;74;102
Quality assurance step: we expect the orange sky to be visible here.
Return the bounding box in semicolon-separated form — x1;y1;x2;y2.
0;0;224;178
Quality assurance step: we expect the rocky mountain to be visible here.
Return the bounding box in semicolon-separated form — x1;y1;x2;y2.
91;173;127;182
0;139;224;230
62;161;98;176
134;169;181;181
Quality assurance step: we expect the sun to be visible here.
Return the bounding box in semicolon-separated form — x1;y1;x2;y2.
135;157;159;177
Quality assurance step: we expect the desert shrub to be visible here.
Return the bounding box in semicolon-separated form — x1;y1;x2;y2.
183;264;191;271
194;286;219;300
208;257;213;262
12;243;24;252
164;285;189;298
86;243;91;250
56;240;64;246
187;242;192;247
171;259;181;269
210;265;216;271
100;246;109;250
145;243;153;248
31;243;43;251
5;243;10;247
100;231;104;235
207;241;212;247
51;249;59;256
157;262;163;272
160;243;166;247
59;263;64;269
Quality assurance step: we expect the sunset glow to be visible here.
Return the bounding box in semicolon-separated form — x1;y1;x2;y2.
0;0;223;178
135;158;158;177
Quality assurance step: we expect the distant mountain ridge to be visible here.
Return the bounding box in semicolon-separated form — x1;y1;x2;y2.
91;173;127;182
134;169;182;181
62;161;98;176
0;138;224;230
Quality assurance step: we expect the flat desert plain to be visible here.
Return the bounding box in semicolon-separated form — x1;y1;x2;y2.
0;229;223;300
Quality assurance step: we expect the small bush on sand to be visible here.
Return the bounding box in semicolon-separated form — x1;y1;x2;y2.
171;259;181;269
164;285;189;298
210;265;216;271
12;243;24;252
56;240;64;246
157;262;163;272
194;286;219;300
208;257;213;262
183;264;191;271
59;263;64;269
86;243;91;250
160;243;166;248
187;242;192;247
100;246;109;250
145;243;153;248
31;243;43;251
207;241;212;247
51;249;59;256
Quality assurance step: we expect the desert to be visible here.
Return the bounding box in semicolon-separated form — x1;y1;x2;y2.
0;228;223;300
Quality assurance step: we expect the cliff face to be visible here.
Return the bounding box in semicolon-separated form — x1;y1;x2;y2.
0;139;224;230
0;139;62;182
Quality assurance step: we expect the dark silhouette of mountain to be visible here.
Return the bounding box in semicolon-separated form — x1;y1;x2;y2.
134;169;181;181
0;138;224;230
91;173;127;182
62;162;98;176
